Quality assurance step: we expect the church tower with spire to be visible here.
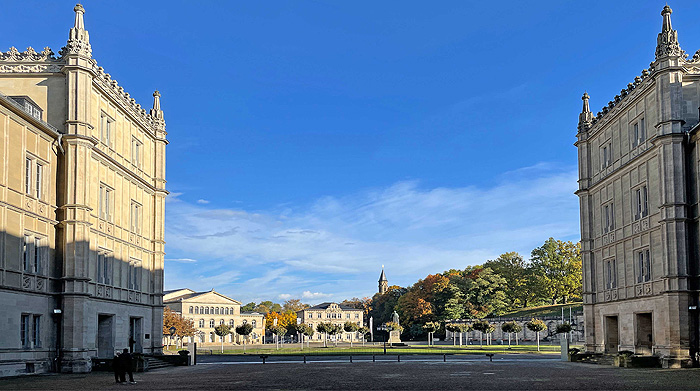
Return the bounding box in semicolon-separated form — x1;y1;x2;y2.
378;266;388;295
0;4;167;375
576;5;700;368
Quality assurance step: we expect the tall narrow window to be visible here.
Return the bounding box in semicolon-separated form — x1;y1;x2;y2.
601;142;613;169
25;158;32;195
199;319;204;328
637;249;651;283
132;138;142;168
100;113;112;146
97;253;105;283
35;163;42;199
635;186;649;220
605;259;617;289
99;185;112;221
128;259;142;290
33;237;41;275
21;314;30;348
32;315;41;347
603;203;615;234
23;234;32;272
130;201;141;234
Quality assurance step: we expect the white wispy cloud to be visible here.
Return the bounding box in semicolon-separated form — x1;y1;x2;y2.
302;291;333;299
196;199;210;204
164;162;579;303
278;293;292;300
165;258;198;263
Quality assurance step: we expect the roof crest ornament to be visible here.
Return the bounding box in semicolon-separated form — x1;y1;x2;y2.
0;47;60;62
578;92;593;132
655;5;685;60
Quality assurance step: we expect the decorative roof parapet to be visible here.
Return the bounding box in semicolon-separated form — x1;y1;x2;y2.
0;47;60;62
93;65;165;135
589;66;654;127
655;5;685;60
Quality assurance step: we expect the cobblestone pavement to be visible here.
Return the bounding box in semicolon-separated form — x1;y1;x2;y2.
2;355;700;390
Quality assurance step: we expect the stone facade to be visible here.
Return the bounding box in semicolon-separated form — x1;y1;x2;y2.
0;4;167;376
163;289;265;345
576;5;700;367
297;302;364;342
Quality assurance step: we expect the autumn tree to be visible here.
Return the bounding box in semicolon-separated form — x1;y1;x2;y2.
530;238;582;304
282;299;308;312
163;308;196;348
340;297;373;319
241;302;257;312
265;311;297;328
484;252;536;308
422;321;438;346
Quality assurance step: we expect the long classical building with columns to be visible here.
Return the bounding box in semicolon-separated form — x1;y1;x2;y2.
0;4;167;376
576;5;700;367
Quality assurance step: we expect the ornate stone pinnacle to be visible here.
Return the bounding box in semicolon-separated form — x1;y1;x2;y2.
60;3;91;58
655;4;684;60
578;92;593;131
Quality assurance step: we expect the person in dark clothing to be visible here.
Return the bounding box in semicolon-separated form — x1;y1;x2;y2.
112;351;122;383
119;348;136;384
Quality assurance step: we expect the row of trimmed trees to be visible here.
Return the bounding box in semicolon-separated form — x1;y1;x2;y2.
266;321;372;349
444;319;553;351
213;323;255;353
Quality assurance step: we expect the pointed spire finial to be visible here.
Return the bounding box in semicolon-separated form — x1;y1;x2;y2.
578;92;593;132
150;90;164;119
60;3;91;58
74;4;85;30
655;4;684;60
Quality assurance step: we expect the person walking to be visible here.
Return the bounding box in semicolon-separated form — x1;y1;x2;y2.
112;350;123;384
119;348;136;384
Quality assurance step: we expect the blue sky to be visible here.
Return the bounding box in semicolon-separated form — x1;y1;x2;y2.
6;1;700;303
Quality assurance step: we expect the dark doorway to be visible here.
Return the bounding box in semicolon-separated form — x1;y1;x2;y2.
129;317;143;353
605;315;619;353
636;313;653;354
97;314;114;358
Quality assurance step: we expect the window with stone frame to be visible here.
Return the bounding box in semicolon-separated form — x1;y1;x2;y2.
130;201;142;234
602;202;615;234
20;314;30;348
631;117;646;147
99;112;113;147
209;319;214;328
96;251;113;284
604;258;617;289
634;185;649;220
127;258;141;290
131;137;142;168
229;319;234;327
198;319;204;328
99;184;112;221
637;249;651;283
600;141;613;169
32;315;41;347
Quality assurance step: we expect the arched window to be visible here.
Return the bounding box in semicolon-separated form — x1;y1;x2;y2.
215;307;219;315
220;319;224;325
210;307;214;314
224;308;229;315
189;306;193;314
210;332;215;342
194;307;199;314
242;319;248;325
205;307;209;315
209;319;215;328
229;319;234;327
199;319;204;328
252;320;257;327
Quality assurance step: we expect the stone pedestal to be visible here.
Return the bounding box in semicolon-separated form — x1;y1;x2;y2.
388;330;401;344
560;335;570;361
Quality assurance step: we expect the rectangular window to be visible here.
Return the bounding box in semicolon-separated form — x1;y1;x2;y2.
33;315;41;347
35;163;42;199
23;234;31;272
637;249;651;283
100;113;112;146
631;118;647;147
132;138;142;168
21;314;30;348
25;158;32;195
601;142;613;169
33;237;41;275
128;259;141;291
130;201;141;234
209;320;215;328
199;319;204;328
99;185;112;221
603;203;615;234
634;186;649;220
97;253;105;284
605;259;617;289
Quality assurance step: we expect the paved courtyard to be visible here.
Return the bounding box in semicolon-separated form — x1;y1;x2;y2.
2;355;700;390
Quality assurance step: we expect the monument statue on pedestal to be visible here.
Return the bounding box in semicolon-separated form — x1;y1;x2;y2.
388;311;402;344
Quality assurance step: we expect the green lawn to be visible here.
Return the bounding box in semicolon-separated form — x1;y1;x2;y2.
195;344;578;356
